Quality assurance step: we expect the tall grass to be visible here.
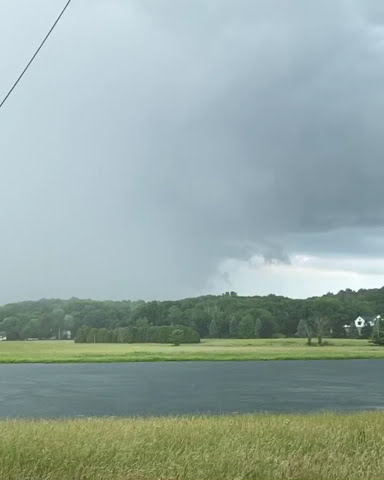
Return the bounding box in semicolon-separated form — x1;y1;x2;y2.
0;338;383;363
1;413;384;479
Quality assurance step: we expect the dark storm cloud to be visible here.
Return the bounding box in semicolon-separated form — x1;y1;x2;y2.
0;0;384;301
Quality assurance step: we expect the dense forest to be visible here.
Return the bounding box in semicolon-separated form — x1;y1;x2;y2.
1;287;384;342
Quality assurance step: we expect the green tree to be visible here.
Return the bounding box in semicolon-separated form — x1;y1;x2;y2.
255;309;276;338
116;327;135;343
74;325;89;343
0;317;21;340
348;321;360;339
372;317;384;345
135;326;148;343
21;318;45;339
170;329;184;346
361;323;373;339
312;316;329;345
51;307;65;330
229;317;238;338
184;307;209;337
136;317;149;328
238;314;254;338
96;328;111;343
86;328;98;343
167;306;183;326
112;328;119;343
254;318;262;338
296;319;313;346
209;319;218;338
180;326;200;343
331;321;347;338
63;314;74;331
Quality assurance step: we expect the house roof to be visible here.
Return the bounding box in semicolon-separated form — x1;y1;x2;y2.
355;316;380;326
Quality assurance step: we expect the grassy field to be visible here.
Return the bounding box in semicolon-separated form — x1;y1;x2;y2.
1;412;384;480
0;338;384;363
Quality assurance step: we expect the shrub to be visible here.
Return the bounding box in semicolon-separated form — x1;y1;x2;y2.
372;318;384;345
272;333;286;339
74;325;89;343
86;328;98;344
361;324;373;339
76;325;200;344
171;329;184;346
348;322;360;339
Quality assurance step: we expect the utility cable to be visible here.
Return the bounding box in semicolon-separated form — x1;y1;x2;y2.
0;0;73;110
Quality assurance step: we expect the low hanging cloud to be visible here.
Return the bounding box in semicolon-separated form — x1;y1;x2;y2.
0;0;384;301
211;253;384;299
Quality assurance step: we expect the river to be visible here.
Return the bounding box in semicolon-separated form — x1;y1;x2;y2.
0;360;383;418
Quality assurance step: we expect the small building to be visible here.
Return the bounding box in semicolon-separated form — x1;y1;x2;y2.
61;330;72;340
0;331;7;341
344;315;381;335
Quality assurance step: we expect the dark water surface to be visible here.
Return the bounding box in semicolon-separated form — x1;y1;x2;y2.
0;360;383;418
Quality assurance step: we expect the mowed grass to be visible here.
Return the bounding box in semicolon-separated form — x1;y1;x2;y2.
1;338;384;363
1;412;384;480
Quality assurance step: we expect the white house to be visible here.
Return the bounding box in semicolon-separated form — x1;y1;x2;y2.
61;330;72;340
344;315;381;335
0;331;7;341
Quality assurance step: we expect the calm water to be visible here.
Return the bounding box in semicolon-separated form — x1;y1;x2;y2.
0;360;383;418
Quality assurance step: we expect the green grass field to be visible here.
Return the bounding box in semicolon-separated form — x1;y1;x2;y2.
1;412;384;480
0;338;383;363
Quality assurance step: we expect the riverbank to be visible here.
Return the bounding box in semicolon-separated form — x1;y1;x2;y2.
1;412;383;480
0;338;383;363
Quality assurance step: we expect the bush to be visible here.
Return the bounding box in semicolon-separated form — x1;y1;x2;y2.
86;328;98;344
361;324;373;339
348;322;360;339
272;333;286;339
179;326;200;343
74;325;89;343
331;323;347;338
74;325;200;344
254;318;262;338
170;329;184;346
96;328;110;343
372;318;384;345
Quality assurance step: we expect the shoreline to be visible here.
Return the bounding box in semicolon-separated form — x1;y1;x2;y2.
1;353;384;364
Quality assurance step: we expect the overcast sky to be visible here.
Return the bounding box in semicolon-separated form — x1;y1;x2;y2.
1;0;384;303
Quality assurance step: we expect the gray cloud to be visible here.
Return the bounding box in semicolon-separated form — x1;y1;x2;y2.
0;0;384;301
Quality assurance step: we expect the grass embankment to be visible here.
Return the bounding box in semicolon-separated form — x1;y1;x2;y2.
1;413;384;480
0;338;383;363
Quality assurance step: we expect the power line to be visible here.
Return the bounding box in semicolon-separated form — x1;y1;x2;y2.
0;0;73;110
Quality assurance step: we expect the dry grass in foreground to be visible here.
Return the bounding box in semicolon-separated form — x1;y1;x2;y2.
1;412;384;480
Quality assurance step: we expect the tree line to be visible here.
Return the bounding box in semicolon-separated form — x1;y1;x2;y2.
1;287;384;342
75;325;200;344
296;315;384;346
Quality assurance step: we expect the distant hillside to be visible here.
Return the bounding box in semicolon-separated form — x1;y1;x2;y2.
1;287;384;340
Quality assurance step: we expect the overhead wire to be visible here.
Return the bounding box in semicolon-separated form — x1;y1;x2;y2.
0;0;73;110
